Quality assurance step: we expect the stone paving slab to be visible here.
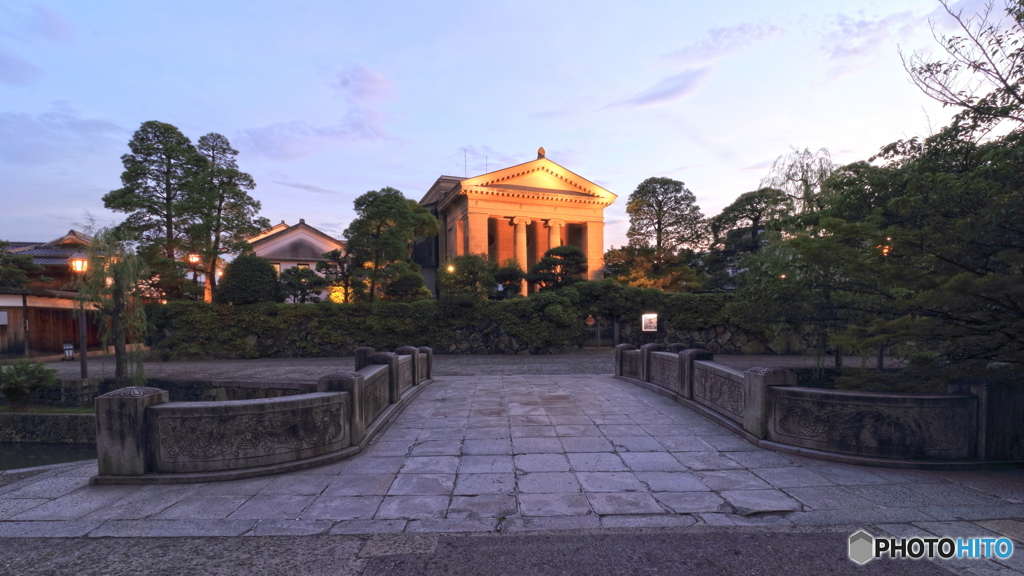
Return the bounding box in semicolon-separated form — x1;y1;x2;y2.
0;372;1021;572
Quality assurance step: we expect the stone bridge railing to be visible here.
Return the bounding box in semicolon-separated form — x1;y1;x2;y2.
91;346;433;484
614;343;1023;469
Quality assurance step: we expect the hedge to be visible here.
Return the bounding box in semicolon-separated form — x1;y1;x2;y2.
146;280;749;359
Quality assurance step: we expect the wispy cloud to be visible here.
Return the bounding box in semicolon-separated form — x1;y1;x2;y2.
0;102;124;165
820;11;919;79
238;64;394;160
606;22;781;110
663;23;784;67
273;180;340;195
0;49;40;85
29;5;73;41
607;68;713;109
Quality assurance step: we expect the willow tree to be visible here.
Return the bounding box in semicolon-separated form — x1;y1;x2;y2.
76;228;149;387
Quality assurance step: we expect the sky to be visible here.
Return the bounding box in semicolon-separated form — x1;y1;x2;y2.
0;0;992;249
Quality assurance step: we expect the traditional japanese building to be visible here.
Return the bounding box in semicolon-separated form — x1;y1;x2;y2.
416;148;616;293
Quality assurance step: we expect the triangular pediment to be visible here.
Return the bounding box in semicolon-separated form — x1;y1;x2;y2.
459;158;616;204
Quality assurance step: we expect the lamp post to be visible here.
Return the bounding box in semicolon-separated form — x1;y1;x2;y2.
68;252;88;379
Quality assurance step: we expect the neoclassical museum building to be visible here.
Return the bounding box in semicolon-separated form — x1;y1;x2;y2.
415;148;617;294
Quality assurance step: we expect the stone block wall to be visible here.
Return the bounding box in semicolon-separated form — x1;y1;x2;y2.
0;413;96;444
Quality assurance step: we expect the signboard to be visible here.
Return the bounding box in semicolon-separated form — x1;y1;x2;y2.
641;313;658;332
0;311;7;326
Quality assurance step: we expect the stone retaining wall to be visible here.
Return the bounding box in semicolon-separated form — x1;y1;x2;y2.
614;343;1023;467
0;413;96;444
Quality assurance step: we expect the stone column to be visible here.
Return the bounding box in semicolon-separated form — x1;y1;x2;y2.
512;217;531;294
547;219;564;249
582;221;605;280
318;372;366;445
95;386;169;476
466;212;489;257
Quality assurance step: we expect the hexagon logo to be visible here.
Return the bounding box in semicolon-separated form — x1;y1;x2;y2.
849;530;874;565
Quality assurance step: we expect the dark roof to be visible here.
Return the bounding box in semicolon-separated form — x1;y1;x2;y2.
7;230;91;266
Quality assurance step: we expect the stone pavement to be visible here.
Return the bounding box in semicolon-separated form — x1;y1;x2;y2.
2;374;1023;574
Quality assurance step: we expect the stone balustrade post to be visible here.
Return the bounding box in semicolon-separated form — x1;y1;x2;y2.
639;343;663;383
370;352;400;403
395;346;420;385
666;343;688;353
354;347;375;371
418;347;433;380
614;344;635;377
318;372;366;445
743;367;797;439
946;378;1024;460
678;349;713;399
95;386;168;476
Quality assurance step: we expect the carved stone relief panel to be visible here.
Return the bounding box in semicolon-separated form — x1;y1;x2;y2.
650;355;679;393
768;389;977;459
153;396;349;472
693;367;745;421
364;369;391;423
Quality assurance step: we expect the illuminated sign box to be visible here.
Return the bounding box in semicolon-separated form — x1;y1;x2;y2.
641;313;658;332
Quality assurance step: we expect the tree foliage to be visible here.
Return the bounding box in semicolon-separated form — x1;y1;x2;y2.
343;188;439;301
279;267;330;303
702;188;792;289
214;254;282;305
493;259;526;299
0;241;50;289
527;245;588;291
759;147;835;214
438;254;496;299
604;245;701;292
317;249;365;304
76;228;149;387
186;133;269;302
902;0;1024;129
103;121;206;299
625;177;706;257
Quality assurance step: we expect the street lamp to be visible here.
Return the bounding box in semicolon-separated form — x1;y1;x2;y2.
68;252;88;379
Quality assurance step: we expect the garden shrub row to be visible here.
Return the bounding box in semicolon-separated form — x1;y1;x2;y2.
146;280;741;359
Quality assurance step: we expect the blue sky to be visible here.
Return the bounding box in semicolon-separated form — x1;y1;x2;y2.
0;0;986;248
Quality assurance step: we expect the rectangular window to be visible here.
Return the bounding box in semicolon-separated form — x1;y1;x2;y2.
297;263;309;270
272;263;281;275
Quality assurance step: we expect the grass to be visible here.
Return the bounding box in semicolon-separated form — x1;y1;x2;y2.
0;406;93;414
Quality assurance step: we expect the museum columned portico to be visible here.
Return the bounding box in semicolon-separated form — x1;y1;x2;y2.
418;148;616;294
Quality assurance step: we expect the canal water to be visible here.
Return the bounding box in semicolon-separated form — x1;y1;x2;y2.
0;443;96;471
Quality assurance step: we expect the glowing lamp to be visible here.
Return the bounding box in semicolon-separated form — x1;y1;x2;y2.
69;252;88;273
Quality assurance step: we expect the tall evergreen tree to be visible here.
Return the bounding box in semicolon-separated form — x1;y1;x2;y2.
103;121;207;299
343;188;438;301
186;133;269;302
625;177;706;261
